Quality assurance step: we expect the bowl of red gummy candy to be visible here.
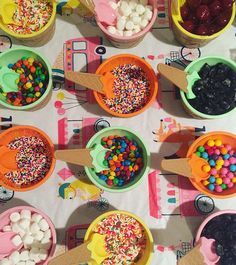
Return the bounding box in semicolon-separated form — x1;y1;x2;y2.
0;47;52;110
187;131;236;199
180;56;236;119
84;126;150;192
196;210;236;265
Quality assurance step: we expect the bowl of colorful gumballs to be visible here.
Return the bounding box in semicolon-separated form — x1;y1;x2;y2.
84;127;150;192
0;206;56;265
96;0;157;48
84;210;154;264
180;56;236;119
187;131;236;199
195;210;236;265
171;0;236;48
94;54;158;118
0;125;55;192
0;0;57;46
0;47;52;110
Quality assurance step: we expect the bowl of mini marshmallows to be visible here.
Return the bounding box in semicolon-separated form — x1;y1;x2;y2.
97;0;157;48
0;206;56;265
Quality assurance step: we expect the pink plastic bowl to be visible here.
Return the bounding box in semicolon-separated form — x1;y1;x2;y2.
195;210;236;244
97;0;157;48
0;206;57;265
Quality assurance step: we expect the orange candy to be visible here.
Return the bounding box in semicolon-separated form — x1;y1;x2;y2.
107;140;113;146
26;97;32;103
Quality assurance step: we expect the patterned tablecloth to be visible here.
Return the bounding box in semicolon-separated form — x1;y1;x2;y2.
0;1;236;264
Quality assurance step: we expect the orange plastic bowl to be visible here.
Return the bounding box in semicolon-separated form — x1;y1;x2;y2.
187;131;236;199
0;126;55;192
94;54;158;118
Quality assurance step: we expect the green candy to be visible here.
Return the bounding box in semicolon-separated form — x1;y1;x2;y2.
221;183;227;190
40;74;46;81
103;160;108;167
113;178;119;185
197;146;205;153
28;93;34;98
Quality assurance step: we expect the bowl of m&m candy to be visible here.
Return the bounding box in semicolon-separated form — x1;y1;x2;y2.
84;210;154;265
171;0;236;48
187;131;236;198
0;47;52;110
0;0;57;46
84;127;150;192
94;54;158;118
0;125;55;192
180;56;236;119
196;210;236;265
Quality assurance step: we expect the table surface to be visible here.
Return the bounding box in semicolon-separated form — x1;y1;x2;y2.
0;2;236;264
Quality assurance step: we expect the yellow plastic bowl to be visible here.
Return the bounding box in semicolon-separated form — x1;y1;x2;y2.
171;0;236;47
84;210;154;265
0;0;57;45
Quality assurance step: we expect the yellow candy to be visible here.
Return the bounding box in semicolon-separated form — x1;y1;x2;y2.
215;164;222;170
203;180;210;186
216;159;224;166
108;175;114;180
202;165;211;172
25;82;32;89
39;82;43;88
216;178;223;185
29;74;33;80
15;78;20;84
215;139;222;146
232;177;236;183
112;155;118;161
35;92;41;97
207;139;215;147
28;58;34;63
129;153;135;158
110;171;115;177
57;92;65;100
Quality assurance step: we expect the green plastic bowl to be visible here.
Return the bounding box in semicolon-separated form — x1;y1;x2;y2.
0;47;52;110
84;127;150;193
180;56;236;119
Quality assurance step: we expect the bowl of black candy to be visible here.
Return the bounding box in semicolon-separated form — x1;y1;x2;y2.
180;56;236;119
196;210;236;265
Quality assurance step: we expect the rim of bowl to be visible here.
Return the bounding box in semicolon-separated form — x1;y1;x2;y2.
180;56;236;119
0;47;52;110
0;125;55;192
0;1;57;39
84;126;150;192
93;54;158;118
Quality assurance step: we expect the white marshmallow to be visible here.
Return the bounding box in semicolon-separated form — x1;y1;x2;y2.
43;229;51;240
132;15;141;25
129;0;138;9
120;5;131;16
12;235;22;247
40;238;52;250
136;4;145;15
3;225;12;232
23;234;34;245
123;30;133;36
117;19;126;30
143;9;152;21
33;231;44;241
38;219;49;232
109;1;118;10
20;250;29;261
31;240;41;249
39;249;48;261
125;20;134;30
10;212;21;223
12;223;24;234
9;251;20;265
25;261;35;265
30;223;40;234
107;26;116;35
140;18;148;29
139;0;148;5
18;219;30;231
31;214;42;224
146;5;153;11
1;259;13;265
16;262;26;265
20;210;31;220
133;24;141;33
29;249;40;263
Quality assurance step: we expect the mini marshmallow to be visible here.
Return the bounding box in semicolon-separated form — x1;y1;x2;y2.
133;24;141;33
31;240;41;249
38;219;49;232
143;9;152;21
132;15;141;25
12;235;23;247
10;212;21;223
29;249;40;263
12;223;24;234
25;261;35;265
31;214;42;224
19;230;26;239
129;0;138;9
20;250;29;261
9;251;20;265
117;19;126;30
125;20;134;30
33;231;44;241
18;219;30;231
43;229;51;240
40;238;52;250
20;210;31;220
123;30;133;36
136;4;145;15
23;234;34;245
107;26;116;34
146;5;153;11
3;225;12;232
139;0;148;5
140;18;148;29
1;259;13;265
39;249;48;261
30;223;40;234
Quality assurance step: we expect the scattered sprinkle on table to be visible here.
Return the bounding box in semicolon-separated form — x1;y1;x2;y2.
7;0;53;34
4;136;52;187
102;64;150;114
94;213;146;265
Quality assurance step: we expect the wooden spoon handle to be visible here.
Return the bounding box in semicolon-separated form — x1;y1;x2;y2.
54;149;93;168
157;64;188;93
48;242;92;265
65;71;105;94
161;158;192;178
